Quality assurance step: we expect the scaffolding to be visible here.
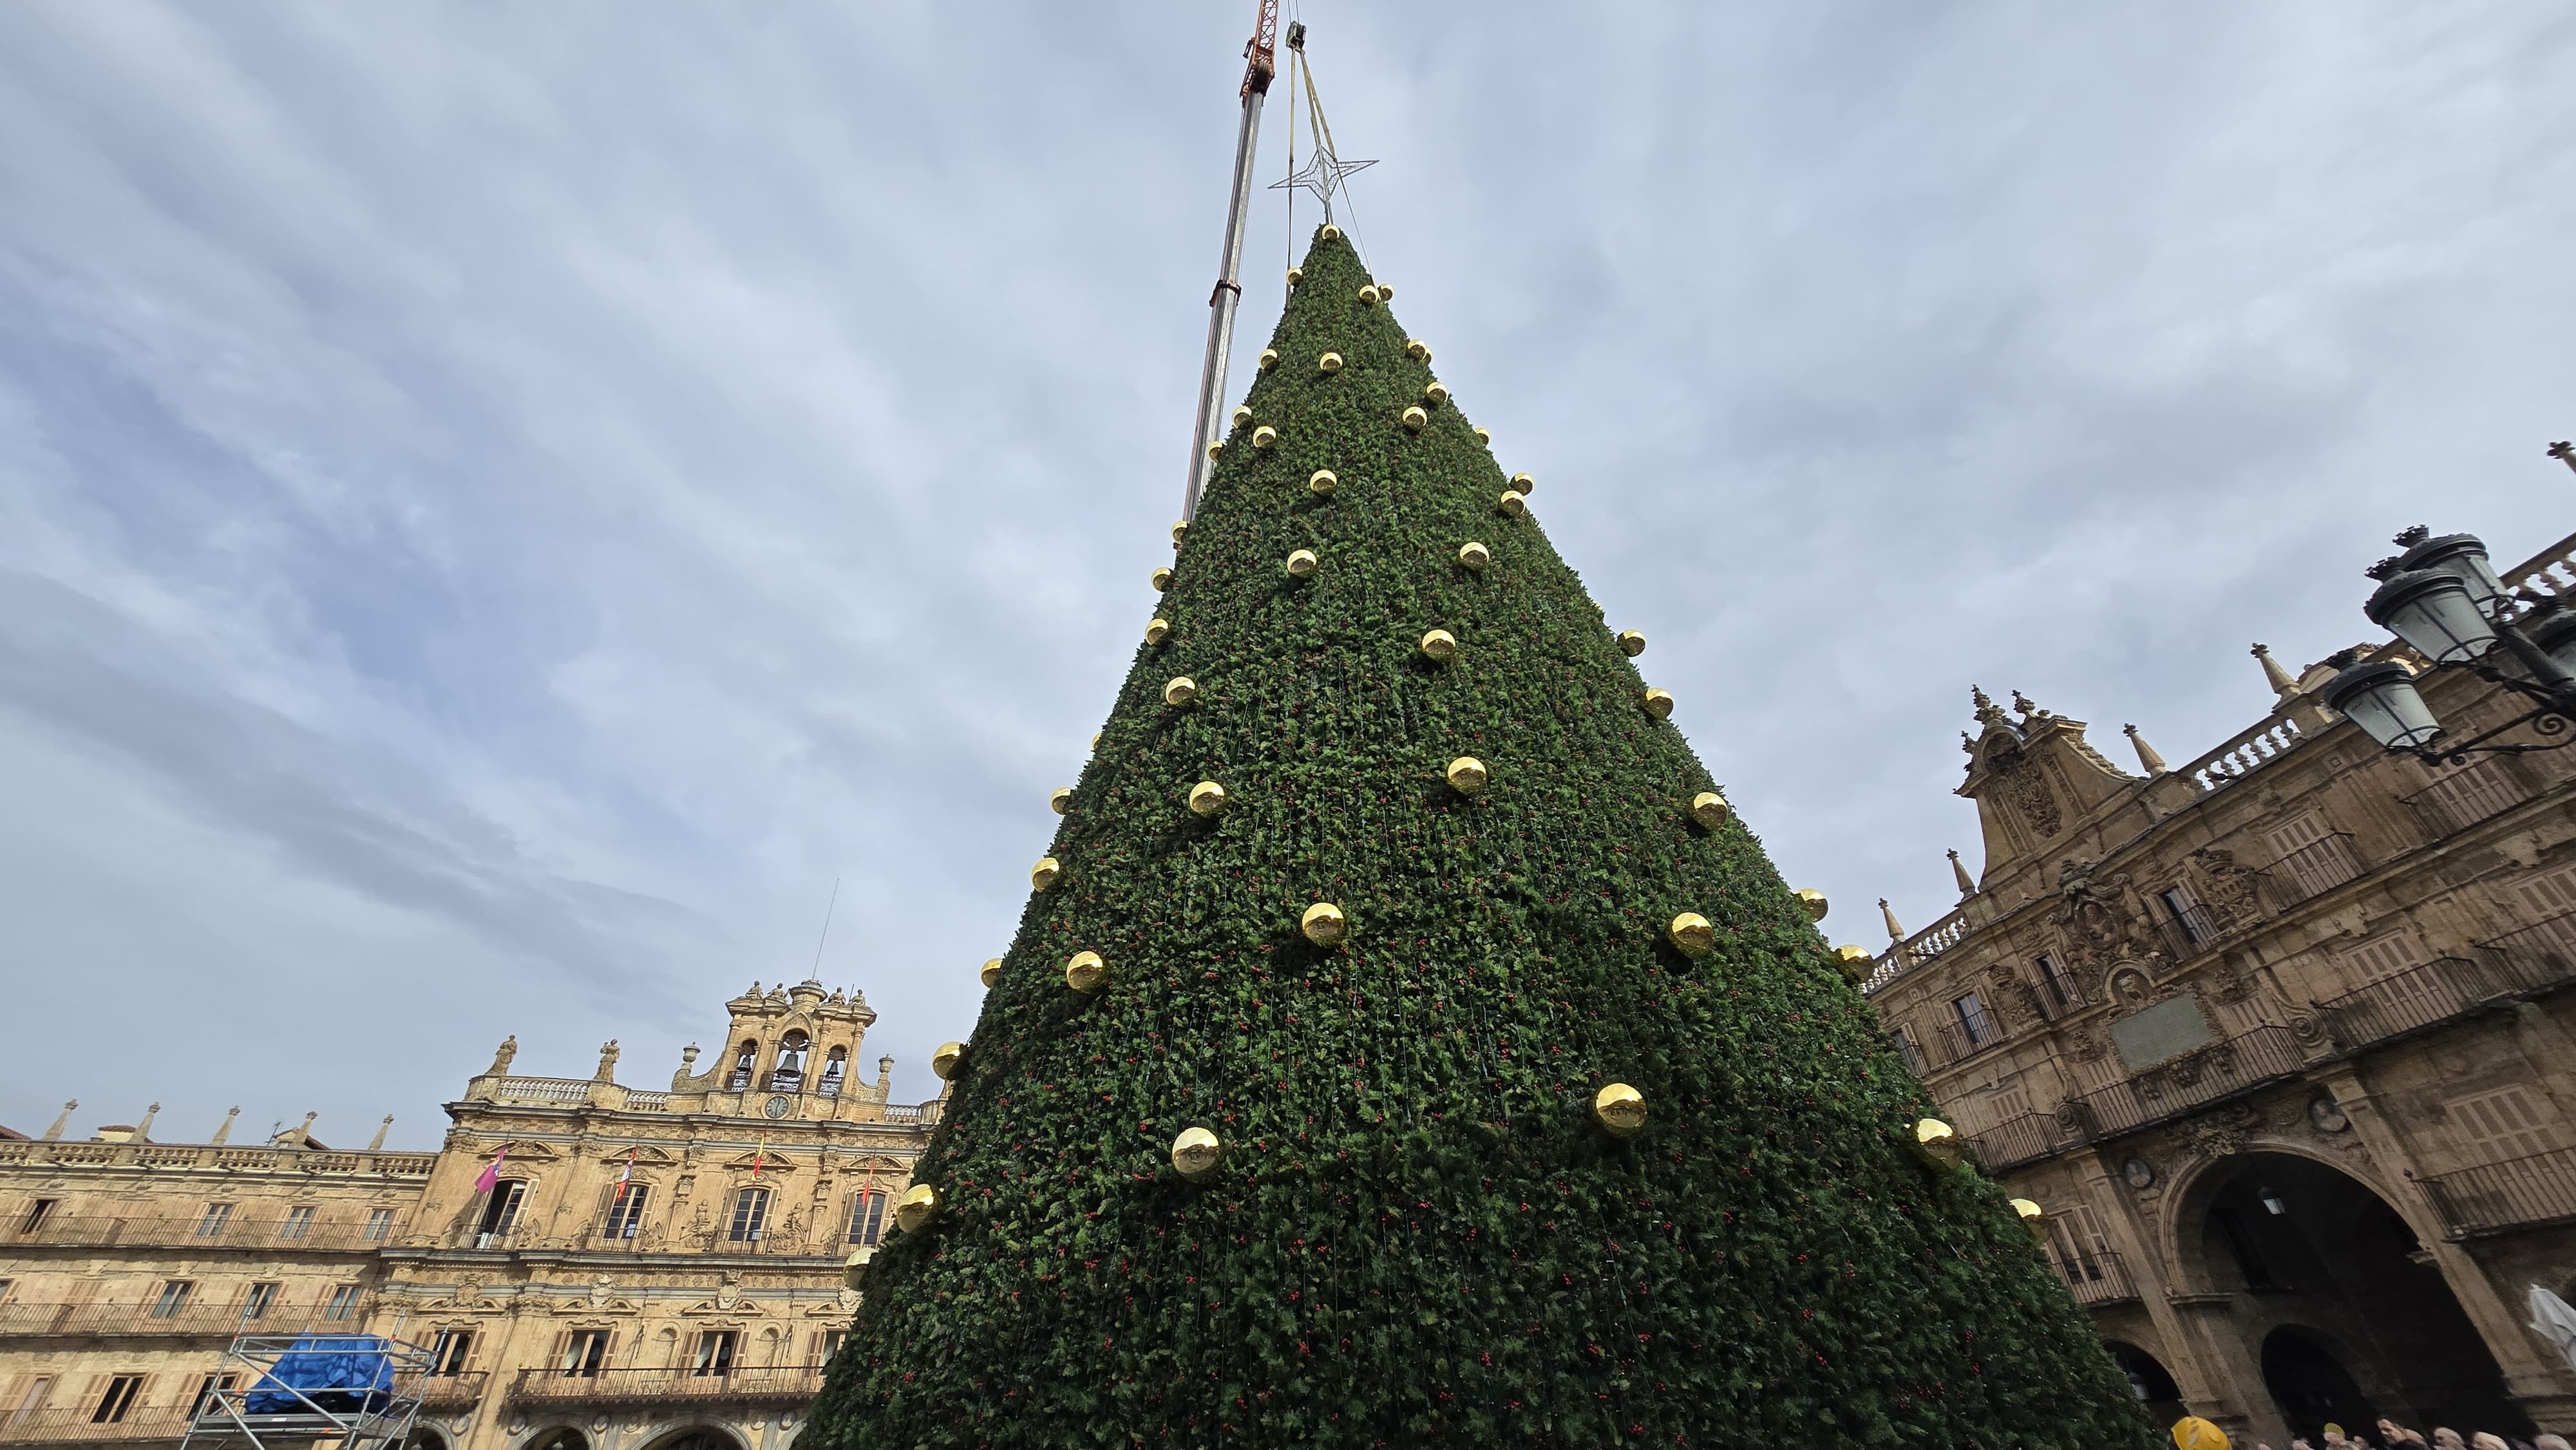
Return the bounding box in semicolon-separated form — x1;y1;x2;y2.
180;1333;435;1450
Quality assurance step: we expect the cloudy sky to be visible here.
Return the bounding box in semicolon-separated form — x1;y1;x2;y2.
2;3;2570;1148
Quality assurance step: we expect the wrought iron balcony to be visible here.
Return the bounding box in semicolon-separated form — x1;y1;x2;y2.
2415;1145;2576;1239
5;1213;397;1254
504;1365;823;1409
0;1408;196;1445
2069;1025;2309;1141
1926;1010;2006;1071
406;1371;491;1413
2049;1248;2141;1307
0;1301;359;1339
2263;833;2367;907
2152;903;2228;963
2316;949;2576;1055
2400;757;2526;838
1966;1113;2061;1172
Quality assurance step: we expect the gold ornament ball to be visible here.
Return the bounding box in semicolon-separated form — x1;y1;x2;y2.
842;1247;874;1288
1376;281;1395;301
980;957;1003;988
1065;950;1108;993
1251;425;1278;449
1308;469;1338;496
1171;520;1188;545
1496;491;1526;520
893;1182;940;1232
1445;756;1490;796
1667;912;1716;957
1593;1082;1648;1136
1300;901;1348;947
1285;549;1319;578
1832;945;1874;982
1150;566;1173;592
1405;338;1430;361
1048;786;1072;815
1089;731;1100;748
1508;471;1535;494
2009;1198;2049;1244
1796;887;1829;922
1286;267;1304;286
1911;1117;1966;1170
1030;856;1063;891
1206;440;1223;460
1425;381;1450;404
1258;348;1279;371
930;1040;967;1080
1458;541;1492;570
1231;404;1253;428
1188;780;1227;817
1473;426;1492;444
1318;223;1341;241
1689;789;1731;829
1358;284;1381;305
1171;1125;1224;1178
1164;677;1199;708
1319;351;1344;373
1145;617;1171;646
1642;687;1676;719
1401;406;1428;432
1419;628;1457;661
1616;629;1647;657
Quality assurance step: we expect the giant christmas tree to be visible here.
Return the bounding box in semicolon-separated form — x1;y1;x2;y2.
804;229;2155;1449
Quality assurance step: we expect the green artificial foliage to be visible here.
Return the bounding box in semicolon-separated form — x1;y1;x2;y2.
804;231;2157;1449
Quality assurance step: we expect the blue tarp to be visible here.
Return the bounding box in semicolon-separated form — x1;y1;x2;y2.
242;1337;396;1416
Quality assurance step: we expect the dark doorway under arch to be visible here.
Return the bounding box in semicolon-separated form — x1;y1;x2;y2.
2105;1340;2188;1431
524;1431;587;1450
2262;1326;2372;1442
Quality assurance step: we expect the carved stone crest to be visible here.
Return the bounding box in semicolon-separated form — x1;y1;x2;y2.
1990;746;2064;838
2175;1102;2260;1160
2186;847;2262;930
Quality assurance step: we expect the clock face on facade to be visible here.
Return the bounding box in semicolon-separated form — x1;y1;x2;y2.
764;1095;793;1119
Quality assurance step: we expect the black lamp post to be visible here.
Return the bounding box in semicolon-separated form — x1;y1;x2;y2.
2324;526;2576;764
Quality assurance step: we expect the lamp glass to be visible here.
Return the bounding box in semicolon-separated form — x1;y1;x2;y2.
2325;662;2441;752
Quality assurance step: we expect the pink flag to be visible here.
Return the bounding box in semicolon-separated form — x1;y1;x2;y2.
473;1144;507;1194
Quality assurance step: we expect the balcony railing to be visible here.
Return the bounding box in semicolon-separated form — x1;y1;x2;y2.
505;1365;823;1408
2184;715;2309;796
0;1408;196;1445
2476;908;2576;981
2401;758;2526;840
2264;833;2366;907
2153;903;2227;964
1859;907;1975;996
2070;1025;2309;1141
2029;970;2097;1022
5;1214;398;1254
0;1301;365;1339
2416;1145;2576;1239
1967;1113;2061;1172
1927;1012;2006;1071
0;1142;435;1176
406;1371;491;1413
2316;950;2576;1055
2050;1249;2141;1307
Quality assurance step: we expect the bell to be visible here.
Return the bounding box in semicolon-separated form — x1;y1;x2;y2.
1445;757;1489;796
1405;338;1430;361
1030;856;1063;890
1508;472;1534;494
1641;688;1675;719
1358;285;1381;305
1171;520;1188;545
1473;427;1491;444
930;1041;967;1080
842;1247;873;1288
1616;630;1646;657
1318;223;1341;241
1285;549;1319;578
1287;267;1304;286
1795;887;1828;922
1402;406;1428;432
1258;349;1278;371
1300;901;1347;947
1667;912;1716;957
1308;469;1338;496
1911;1118;1966;1170
893;1183;940;1232
1319;352;1343;373
1164;677;1198;708
1496;492;1526;520
1251;426;1278;449
1065;950;1108;993
1424;381;1449;404
1419;628;1457;661
1048;787;1072;815
1832;945;1874;983
1145;617;1170;646
2010;1198;2049;1244
980;957;1002;988
1593;1083;1648;1136
1188;780;1227;816
1458;541;1491;570
1150;567;1173;592
1231;404;1253;428
1171;1125;1224;1178
1689;789;1730;829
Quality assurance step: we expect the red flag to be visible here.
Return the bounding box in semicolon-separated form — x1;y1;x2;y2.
473;1144;507;1194
616;1147;636;1187
751;1133;766;1179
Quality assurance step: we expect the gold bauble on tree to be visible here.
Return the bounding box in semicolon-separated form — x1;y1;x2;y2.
1064;950;1107;993
1473;426;1492;444
1690;789;1730;829
1300;901;1347;946
1171;520;1188;546
1424;381;1449;404
1144;617;1170;646
2010;1198;2049;1244
1667;912;1716;957
1049;787;1072;815
1163;677;1198;708
1286;267;1304;286
1445;756;1489;796
893;1183;940;1232
1910;1117;1966;1171
843;1247;873;1288
1319;352;1343;373
1616;629;1646;657
1375;281;1394;301
1171;1126;1224;1178
1641;688;1676;719
1405;338;1430;361
1307;469;1338;496
1231;404;1253;427
1358;285;1380;305
1318;223;1341;241
930;1041;967;1080
1457;541;1491;570
1030;856;1063;890
1796;887;1828;921
1258;348;1278;371
1251;425;1278;449
1285;549;1318;578
1401;406;1428;432
1188;780;1227;817
1832;945;1874;983
1496;491;1526;520
1593;1083;1648;1136
980;957;1003;988
1508;471;1534;494
1419;628;1457;661
1150;567;1173;592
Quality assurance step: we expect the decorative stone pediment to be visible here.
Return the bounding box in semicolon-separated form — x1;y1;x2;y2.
424;1283;507;1314
476;1139;560;1163
680;1303;758;1321
596;1144;680;1167
717;1151;798;1176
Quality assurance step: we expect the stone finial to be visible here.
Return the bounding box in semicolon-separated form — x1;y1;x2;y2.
2124;723;2168;775
2252;643;2297;698
876;1056;895;1091
1879;898;1906;943
366;1115;394;1152
1970;686;2007;727
41;1100;76;1142
2009;689;2039;719
1948;849;1976;897
681;1044;700;1068
486;1035;518;1077
2551;440;2575;475
1960;731;1976;756
210;1106;240;1146
594;1039;622;1084
132;1103;160;1144
278;1111;319;1149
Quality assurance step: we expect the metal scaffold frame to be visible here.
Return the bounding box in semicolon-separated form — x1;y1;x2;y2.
180;1333;436;1450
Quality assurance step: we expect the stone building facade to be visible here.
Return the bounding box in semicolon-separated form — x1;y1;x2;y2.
1861;529;2576;1445
0;980;941;1450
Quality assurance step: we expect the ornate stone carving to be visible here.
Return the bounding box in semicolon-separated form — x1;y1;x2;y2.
1989;746;2063;838
2175;1102;2260;1160
2054;859;2161;974
2187;847;2262;930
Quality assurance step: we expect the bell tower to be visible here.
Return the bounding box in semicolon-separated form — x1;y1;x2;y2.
665;979;887;1122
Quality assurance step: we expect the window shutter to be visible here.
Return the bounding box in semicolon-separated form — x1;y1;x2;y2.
2448;1086;2566;1161
2336;930;2426;985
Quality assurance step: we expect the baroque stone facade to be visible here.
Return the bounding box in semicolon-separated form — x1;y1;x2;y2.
1862;529;2576;1445
0;979;940;1450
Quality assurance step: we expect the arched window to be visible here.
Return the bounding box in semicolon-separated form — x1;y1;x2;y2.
817;1048;848;1098
726;1040;758;1092
727;1187;771;1243
770;1032;810;1091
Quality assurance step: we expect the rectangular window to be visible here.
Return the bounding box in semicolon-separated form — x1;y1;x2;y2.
727;1188;770;1243
242;1283;279;1321
476;1182;527;1247
1951;991;1994;1048
92;1376;142;1425
562;1329;612;1377
17;1200;55;1235
430;1330;474;1376
194;1203;234;1238
2448;1085;2570;1162
2265;813;2362;898
278;1206;316;1240
602;1185;650;1240
846;1191;888;1246
323;1285;363;1322
190;1373;236;1418
1888;1026;1924;1075
691;1330;739;1376
2036;953;2076;1010
2338;930;2427;987
151;1281;194;1319
816;1329;848;1364
362;1209;395;1243
10;1376;53;1424
2159;887;2210;945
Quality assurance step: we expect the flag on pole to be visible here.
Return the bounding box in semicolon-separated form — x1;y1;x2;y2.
616;1147;636;1187
473;1144;507;1194
751;1133;767;1179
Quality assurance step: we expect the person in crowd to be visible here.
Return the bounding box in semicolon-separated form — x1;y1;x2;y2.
2467;1434;2509;1450
2381;1421;2427;1447
2432;1430;2467;1450
2535;1435;2573;1450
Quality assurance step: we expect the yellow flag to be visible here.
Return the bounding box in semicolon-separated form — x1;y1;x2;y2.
2172;1417;2229;1450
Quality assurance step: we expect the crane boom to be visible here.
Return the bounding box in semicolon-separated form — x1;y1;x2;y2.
1180;0;1281;523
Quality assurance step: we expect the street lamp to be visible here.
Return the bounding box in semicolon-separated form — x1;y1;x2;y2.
2325;526;2576;764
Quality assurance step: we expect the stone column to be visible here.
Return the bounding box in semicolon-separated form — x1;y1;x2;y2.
2076;1151;2260;1433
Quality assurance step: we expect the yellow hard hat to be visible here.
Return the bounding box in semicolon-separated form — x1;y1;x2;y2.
2172;1417;2229;1450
